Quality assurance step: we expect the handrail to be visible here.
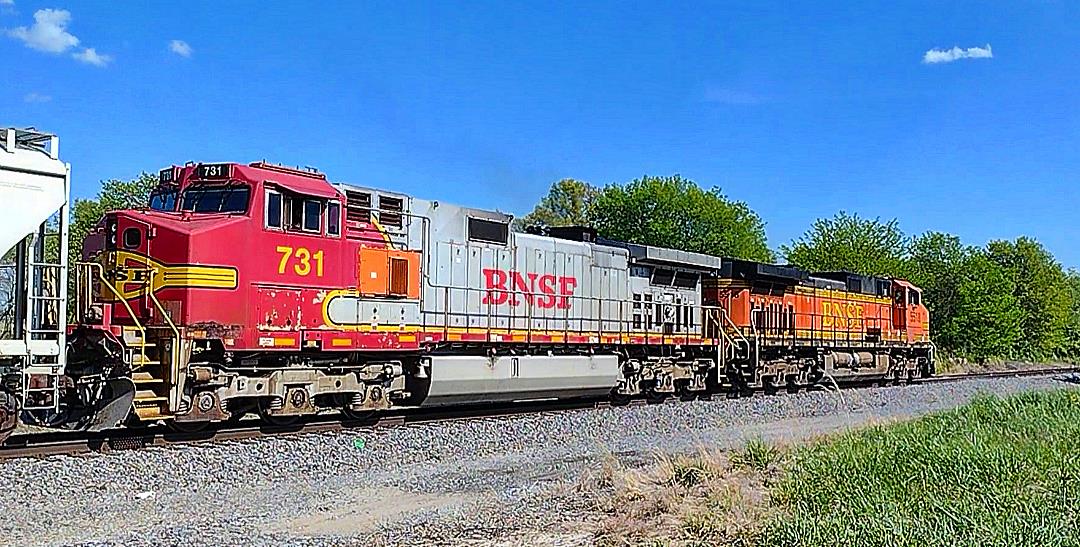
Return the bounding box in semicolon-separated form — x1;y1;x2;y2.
77;261;148;367
719;307;751;360
145;270;182;407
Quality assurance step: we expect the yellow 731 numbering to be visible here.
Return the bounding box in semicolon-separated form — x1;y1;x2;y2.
276;246;324;277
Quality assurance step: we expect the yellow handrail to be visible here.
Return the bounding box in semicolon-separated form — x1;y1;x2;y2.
77;261;148;368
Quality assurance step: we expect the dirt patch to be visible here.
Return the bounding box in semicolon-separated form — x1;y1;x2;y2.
274;486;467;537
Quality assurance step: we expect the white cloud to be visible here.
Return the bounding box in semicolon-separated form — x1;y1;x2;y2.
73;47;111;66
23;92;51;103
7;9;112;67
169;39;192;57
923;44;993;64
7;8;79;53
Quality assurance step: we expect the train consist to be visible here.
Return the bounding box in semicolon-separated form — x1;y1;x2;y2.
0;131;933;440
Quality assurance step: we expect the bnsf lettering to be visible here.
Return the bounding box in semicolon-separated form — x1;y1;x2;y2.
481;268;578;309
821;301;864;329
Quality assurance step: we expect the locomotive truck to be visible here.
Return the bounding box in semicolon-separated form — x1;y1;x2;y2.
0;128;933;440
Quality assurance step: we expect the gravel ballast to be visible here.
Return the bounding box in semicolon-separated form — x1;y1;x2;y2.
0;374;1075;546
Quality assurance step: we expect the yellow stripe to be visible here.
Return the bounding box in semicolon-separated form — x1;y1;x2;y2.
274;337;295;347
331;338;352;347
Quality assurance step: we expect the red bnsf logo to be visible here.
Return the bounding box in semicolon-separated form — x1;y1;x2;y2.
481;268;578;309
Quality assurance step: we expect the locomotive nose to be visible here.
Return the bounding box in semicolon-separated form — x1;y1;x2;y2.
111;213;153;254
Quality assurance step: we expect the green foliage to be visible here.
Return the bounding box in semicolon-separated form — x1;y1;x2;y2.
909;233;1021;361
1062;270;1080;360
588;175;772;262
986;237;1072;359
944;251;1023;361
764;390;1080;547
517;178;598;229
781;211;909;277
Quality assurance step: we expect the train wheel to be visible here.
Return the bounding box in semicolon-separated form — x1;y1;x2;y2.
0;390;18;444
762;375;779;395
257;400;300;427
609;388;631;406
341;407;377;423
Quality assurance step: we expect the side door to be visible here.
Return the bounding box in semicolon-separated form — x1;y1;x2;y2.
907;289;924;342
892;284;907;340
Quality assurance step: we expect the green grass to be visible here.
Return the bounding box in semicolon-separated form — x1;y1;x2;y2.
762;389;1080;547
732;438;784;473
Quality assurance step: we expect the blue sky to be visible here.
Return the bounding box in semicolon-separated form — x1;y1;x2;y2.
4;1;1079;266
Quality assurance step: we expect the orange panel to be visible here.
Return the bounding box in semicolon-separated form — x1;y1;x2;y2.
358;247;389;296
357;247;421;299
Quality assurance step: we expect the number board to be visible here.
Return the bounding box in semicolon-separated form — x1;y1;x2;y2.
158;167;175;184
197;163;232;180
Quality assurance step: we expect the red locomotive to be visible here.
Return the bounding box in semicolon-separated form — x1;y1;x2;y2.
4;157;933;437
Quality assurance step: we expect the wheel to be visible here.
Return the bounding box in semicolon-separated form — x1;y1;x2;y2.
257;399;300;427
0;390;19;444
762;375;779;395
609;387;631;406
645;388;667;404
341;407;377;422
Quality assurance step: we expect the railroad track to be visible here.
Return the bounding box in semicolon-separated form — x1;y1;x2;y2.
3;365;1078;460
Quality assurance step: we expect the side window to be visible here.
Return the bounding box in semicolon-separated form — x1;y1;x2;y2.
910;290;920;306
327;201;341;236
467;217;509;245
266;190;282;229
302;200;322;232
287;197;303;231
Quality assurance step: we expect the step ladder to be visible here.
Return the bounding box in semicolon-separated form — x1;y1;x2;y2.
122;326;174;421
19;235;68;413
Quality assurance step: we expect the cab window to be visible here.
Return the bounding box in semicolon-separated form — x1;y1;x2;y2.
909;290;921;306
282;195;323;234
149;187;178;211
180;184;250;213
327;202;341;236
302;200;321;232
266;190;283;229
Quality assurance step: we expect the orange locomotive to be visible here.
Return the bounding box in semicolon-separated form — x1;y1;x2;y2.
706;260;932;392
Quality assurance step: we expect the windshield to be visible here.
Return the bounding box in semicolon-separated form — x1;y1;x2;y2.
149;187;179;211
180;184;250;214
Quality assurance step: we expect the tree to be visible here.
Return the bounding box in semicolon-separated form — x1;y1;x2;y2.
945;250;1023;361
588;175;772;262
908;232;1021;360
907;232;969;340
517;178;598;229
1062;270;1080;360
781;211;909;277
986;237;1071;358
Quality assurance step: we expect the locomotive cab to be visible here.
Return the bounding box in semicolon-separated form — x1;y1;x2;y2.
892;280;929;344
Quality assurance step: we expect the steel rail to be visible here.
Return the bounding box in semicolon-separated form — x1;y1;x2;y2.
3;366;1077;460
